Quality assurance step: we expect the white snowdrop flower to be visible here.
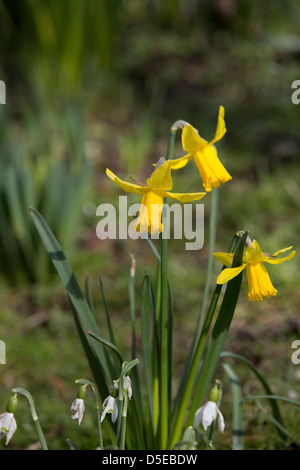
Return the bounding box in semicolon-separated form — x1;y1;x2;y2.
113;375;132;400
71;398;85;425
193;401;225;433
101;395;118;423
0;412;17;445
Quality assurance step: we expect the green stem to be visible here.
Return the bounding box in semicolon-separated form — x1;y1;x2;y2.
196;187;219;339
158;125;178;449
75;379;103;449
159;224;169;449
153;256;161;436
12;387;48;450
119;393;128;450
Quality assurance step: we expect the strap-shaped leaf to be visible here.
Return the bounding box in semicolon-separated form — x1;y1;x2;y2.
221;351;287;442
29;206;113;385
222;363;244;450
186;231;248;425
140;274;155;429
88;330;123;365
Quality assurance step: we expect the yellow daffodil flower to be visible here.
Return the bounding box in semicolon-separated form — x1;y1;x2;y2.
171;106;232;192
106;159;206;235
214;239;295;301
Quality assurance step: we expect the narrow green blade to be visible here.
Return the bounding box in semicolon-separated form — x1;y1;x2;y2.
140;274;154;428
88;330;123;365
221;351;287;442
186;231;248;424
29;206;113;386
222;363;244;450
69;298;109;399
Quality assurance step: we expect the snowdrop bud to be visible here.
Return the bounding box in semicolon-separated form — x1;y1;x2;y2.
6;395;18;414
209;384;220;403
77;385;87;400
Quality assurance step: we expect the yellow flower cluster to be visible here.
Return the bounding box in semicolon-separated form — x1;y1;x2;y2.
106;106;295;302
107;106;229;234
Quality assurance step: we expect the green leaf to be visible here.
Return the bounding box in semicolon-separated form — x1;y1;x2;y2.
121;358;139;378
29;206;113;386
221;351;287;442
222;363;244;450
99;275;116;346
174;426;197;450
88;330;123;365
140;274;154;428
169;234;239;448
66;439;79;450
69;298;110;399
242;394;300;407
186;231;248;425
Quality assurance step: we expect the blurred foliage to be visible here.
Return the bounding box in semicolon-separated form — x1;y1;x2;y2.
0;0;300;449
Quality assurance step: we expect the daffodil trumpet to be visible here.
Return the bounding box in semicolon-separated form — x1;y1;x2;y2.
214;239;296;301
106;159;206;236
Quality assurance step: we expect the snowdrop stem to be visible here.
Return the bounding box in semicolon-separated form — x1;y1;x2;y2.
75;379;103;449
119;393;128;450
12;387;48;450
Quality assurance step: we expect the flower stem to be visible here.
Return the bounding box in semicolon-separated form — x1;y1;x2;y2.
159;223;169;449
196;186;219;339
12;387;48;450
158;125;177;449
119;392;128;450
75;379;103;449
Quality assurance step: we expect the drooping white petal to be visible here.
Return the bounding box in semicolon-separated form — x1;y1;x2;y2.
216;408;225;433
101;395;118;423
0;412;17;445
193;406;204;429
201;401;218;431
123;376;132;400
112;376;133;400
193;401;225;433
71;398;85;425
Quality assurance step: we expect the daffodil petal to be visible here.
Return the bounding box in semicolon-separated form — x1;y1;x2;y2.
208;105;226;146
168;154;193;170
146;161;173;190
182;124;207;153
106;169;146;194
264;250;296;265
272;246;294;256
213;252;234;267
216;264;246;285
164;191;206;203
243;240;265;264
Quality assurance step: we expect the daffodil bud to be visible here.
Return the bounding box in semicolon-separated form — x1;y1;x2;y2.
6;395;18;413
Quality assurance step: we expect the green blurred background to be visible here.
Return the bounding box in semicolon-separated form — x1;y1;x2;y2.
0;0;299;449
